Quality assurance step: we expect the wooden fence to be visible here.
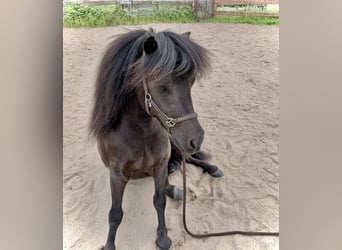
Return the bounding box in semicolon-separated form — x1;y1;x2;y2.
63;0;279;18
64;0;192;7
64;0;193;15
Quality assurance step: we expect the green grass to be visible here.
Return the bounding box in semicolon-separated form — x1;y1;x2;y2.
217;4;279;14
63;4;279;28
63;4;194;27
204;15;279;25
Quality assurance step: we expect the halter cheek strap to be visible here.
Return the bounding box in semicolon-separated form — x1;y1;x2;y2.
143;80;198;132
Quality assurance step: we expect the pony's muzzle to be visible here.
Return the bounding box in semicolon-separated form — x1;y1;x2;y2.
187;127;204;153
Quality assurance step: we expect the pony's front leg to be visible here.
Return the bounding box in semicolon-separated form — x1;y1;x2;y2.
101;171;128;250
153;163;172;250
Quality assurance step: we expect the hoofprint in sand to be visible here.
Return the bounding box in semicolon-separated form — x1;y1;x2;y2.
63;23;279;250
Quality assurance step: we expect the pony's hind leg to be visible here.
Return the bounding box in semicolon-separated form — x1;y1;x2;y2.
102;171;128;250
187;155;224;178
168;148;223;178
191;150;211;161
153;163;172;250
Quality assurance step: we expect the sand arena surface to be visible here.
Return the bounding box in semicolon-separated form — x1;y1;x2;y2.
63;23;279;250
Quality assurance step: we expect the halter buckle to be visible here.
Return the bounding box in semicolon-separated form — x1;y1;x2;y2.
145;93;152;108
166;118;176;127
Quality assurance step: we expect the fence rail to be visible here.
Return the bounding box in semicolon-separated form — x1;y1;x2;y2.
63;0;84;4
83;0;117;5
64;0;193;6
215;0;278;4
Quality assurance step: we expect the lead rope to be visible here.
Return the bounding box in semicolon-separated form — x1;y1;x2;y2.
168;134;279;238
180;151;279;237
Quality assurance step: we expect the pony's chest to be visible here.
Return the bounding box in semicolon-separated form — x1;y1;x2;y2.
126;140;171;178
125;126;171;162
101;125;171;176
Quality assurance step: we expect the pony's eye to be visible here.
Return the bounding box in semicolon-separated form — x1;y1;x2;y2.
158;85;168;93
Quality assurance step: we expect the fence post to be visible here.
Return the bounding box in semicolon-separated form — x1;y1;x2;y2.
194;0;214;20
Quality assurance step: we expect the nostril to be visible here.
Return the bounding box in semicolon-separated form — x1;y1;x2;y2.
190;139;197;149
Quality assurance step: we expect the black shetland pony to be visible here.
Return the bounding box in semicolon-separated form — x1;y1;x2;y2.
90;28;222;250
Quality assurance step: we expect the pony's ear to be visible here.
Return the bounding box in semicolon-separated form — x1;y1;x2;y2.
143;36;158;54
182;32;191;38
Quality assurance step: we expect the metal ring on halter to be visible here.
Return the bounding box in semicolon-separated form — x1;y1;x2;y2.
166;118;176;128
145;93;152;108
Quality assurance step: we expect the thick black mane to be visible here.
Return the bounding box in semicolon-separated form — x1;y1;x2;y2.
89;28;210;139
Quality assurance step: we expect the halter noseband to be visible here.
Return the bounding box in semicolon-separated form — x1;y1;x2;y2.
143;80;198;132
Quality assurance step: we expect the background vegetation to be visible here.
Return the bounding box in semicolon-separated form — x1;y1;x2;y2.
208;15;279;25
63;4;279;28
217;4;279;13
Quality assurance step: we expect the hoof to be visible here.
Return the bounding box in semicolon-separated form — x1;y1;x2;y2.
99;245;114;250
156;235;171;250
173;187;183;200
166;185;183;200
157;245;172;250
210;168;224;178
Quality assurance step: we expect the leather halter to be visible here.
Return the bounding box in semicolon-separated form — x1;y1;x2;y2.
143;80;198;132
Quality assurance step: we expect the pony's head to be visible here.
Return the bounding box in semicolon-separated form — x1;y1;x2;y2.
90;28;210;154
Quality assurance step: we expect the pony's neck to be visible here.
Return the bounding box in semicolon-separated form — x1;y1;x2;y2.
123;92;159;135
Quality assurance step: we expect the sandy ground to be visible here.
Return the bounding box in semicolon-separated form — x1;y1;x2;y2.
63;23;279;250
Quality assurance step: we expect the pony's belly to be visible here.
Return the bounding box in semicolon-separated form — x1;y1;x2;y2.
130;170;152;179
